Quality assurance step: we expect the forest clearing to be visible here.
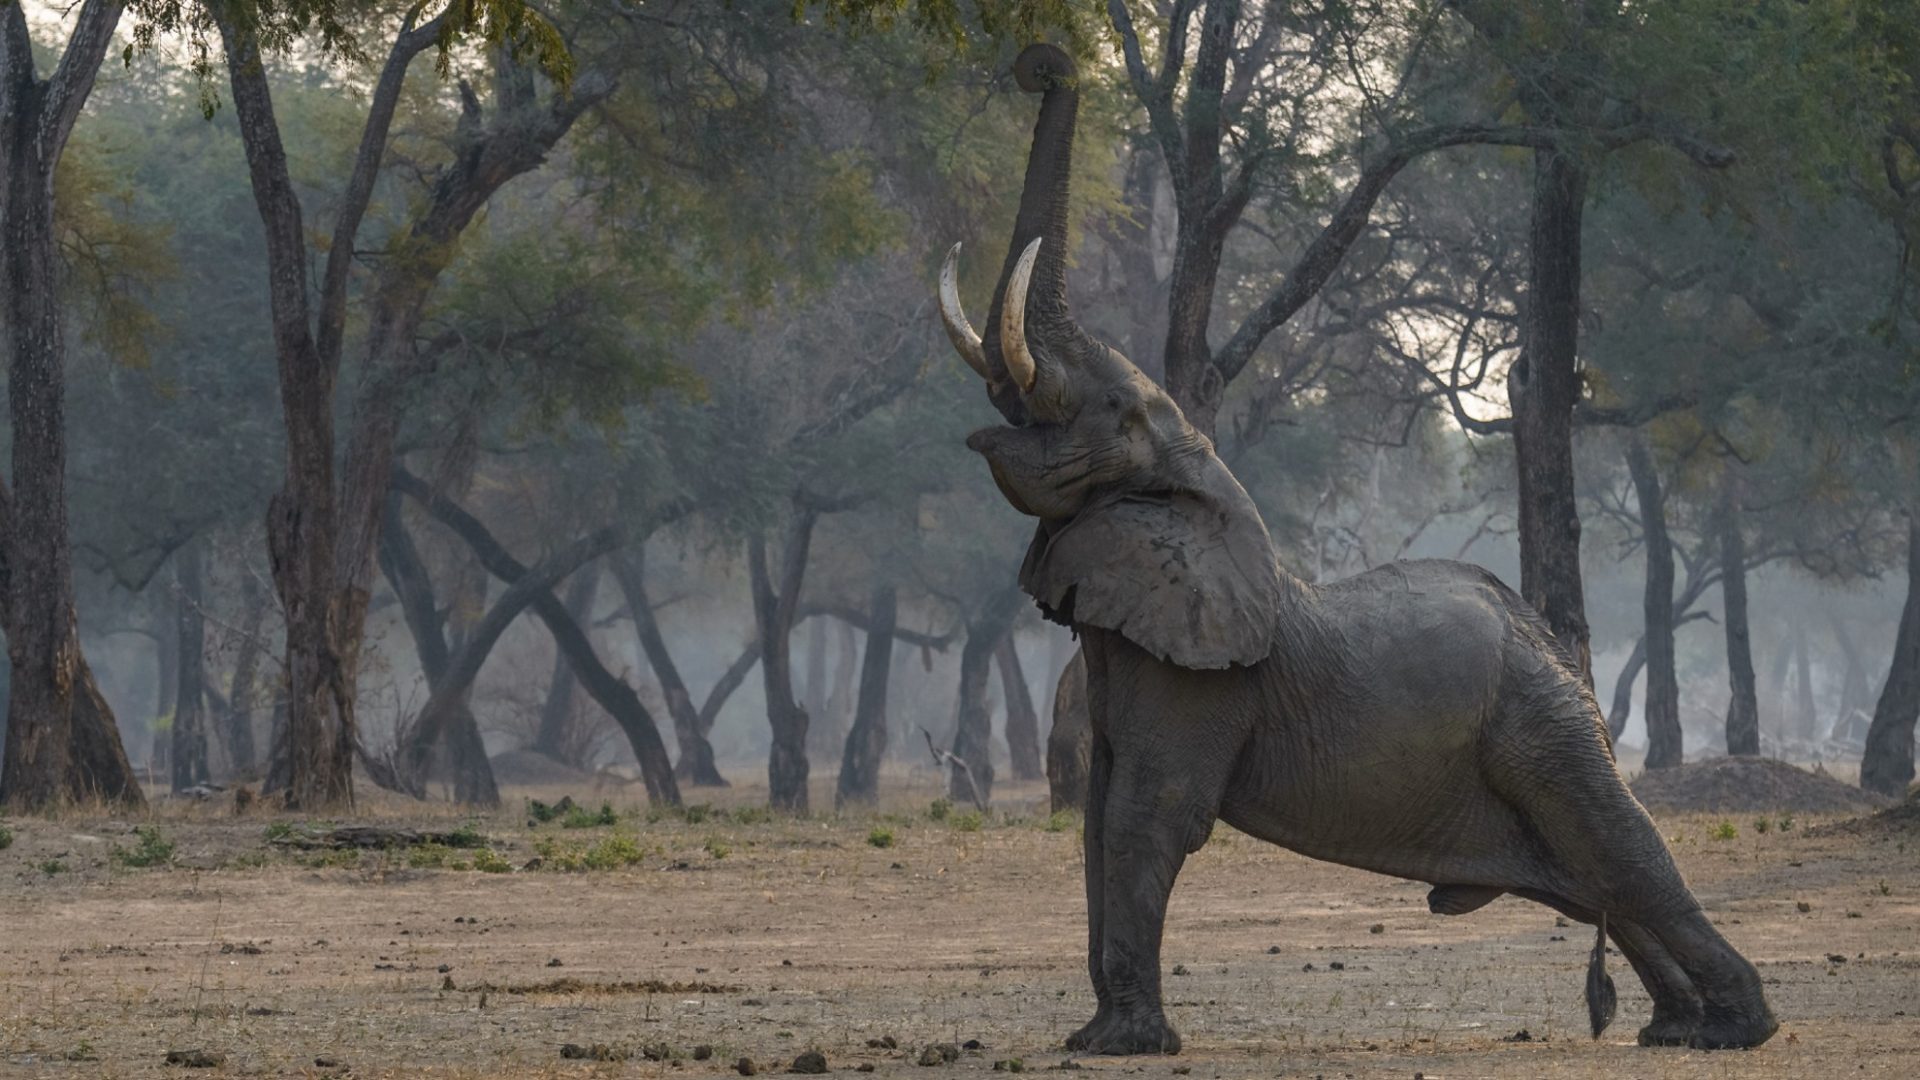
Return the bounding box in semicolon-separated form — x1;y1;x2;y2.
3;768;1918;1078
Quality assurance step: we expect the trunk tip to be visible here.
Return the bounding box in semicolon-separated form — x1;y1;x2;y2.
1015;43;1076;93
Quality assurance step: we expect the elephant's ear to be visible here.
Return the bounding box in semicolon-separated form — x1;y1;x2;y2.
1019;471;1284;670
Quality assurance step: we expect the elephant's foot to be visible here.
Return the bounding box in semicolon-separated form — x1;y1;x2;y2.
1063;1006;1180;1055
1686;1004;1778;1050
1636;1016;1697;1047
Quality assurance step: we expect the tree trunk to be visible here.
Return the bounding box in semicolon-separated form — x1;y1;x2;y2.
1861;515;1920;796
171;542;210;792
803;614;832;760
1792;626;1817;744
218;570;265;778
835;584;896;809
1720;483;1761;756
1047;649;1090;812
749;509;819;812
824;618;857;757
1607;635;1647;743
1511;148;1592;681
610;550;726;786
996;637;1043;781
1627;438;1680;768
951;588;1020;807
0;0;143;812
150;605;178;778
1832;612;1870;744
533;562;599;765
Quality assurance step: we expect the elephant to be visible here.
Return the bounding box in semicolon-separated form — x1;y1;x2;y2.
933;43;1778;1056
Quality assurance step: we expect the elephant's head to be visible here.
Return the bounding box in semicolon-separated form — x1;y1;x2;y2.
938;44;1289;671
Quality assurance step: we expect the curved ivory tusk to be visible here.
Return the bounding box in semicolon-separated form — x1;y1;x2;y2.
999;237;1042;394
938;243;991;381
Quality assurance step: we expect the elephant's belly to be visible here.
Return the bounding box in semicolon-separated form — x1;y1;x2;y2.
1216;729;1542;889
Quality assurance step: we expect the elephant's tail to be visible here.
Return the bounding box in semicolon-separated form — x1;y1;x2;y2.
1585;913;1618;1039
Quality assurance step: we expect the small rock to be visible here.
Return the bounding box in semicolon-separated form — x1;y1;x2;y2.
1554;916;1569;928
1796;901;1812;913
1369;924;1385;934
1171;964;1190;976
918;1043;960;1066
694;1045;714;1061
1329;961;1345;971
1266;945;1282;955
440;975;455;991
736;1057;759;1076
1502;1029;1532;1043
791;1051;828;1074
782;959;794;966
962;1039;984;1051
547;957;564;967
1302;962;1315;971
521;857;543;871
314;1057;343;1068
857;1065;877;1073
436;964;452;974
865;1036;898;1049
1827;953;1848;964
164;1049;225;1068
1549;935;1566;942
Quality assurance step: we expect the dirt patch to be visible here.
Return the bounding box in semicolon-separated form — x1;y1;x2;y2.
489;748;595;787
1630;756;1888;814
1809;789;1920;838
456;977;740;996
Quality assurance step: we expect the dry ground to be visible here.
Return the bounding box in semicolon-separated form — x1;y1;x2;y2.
2;772;1917;1079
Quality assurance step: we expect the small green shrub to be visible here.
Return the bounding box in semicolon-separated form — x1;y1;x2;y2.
866;827;894;849
951;811;983;833
1710;820;1738;841
473;849;513;874
704;837;730;860
261;821;294;842
112;825;175;868
1754;817;1772;834
1043;811;1077;834
927;799;952;822
0;823;14;850
40;859;68;875
584;833;648;870
408;844;455;869
1779;814;1795;832
446;822;487;849
563;803;620;829
731;806;771;826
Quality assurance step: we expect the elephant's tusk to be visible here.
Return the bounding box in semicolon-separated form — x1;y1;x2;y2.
999;237;1041;394
938;242;992;381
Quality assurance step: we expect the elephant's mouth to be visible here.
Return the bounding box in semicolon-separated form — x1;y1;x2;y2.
967;425;1085;520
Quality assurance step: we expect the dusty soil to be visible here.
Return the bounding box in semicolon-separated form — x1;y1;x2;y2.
2;773;1917;1078
1629;757;1891;815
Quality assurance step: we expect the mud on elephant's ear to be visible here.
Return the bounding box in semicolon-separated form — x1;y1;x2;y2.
1018;469;1286;670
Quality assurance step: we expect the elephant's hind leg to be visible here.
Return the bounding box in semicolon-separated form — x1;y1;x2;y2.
1488;737;1776;1049
1610;918;1704;1045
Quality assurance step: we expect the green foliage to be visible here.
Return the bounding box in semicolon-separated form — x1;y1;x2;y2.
0;824;13;851
1043;811;1076;834
471;848;514;874
926;798;952;822
866;826;895;848
1710;820;1739;841
561;803;620;829
703;837;731;860
534;832;650;871
40;859;69;876
950;810;983;832
112;826;176;868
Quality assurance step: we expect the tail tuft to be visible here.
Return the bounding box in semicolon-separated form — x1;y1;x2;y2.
1585;913;1618;1039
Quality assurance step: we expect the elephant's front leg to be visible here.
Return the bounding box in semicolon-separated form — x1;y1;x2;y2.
1070;745;1230;1055
1064;733;1113;1052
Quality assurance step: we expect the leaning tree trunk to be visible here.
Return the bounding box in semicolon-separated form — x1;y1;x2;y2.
1047;650;1091;813
612;550;727;786
1861;515;1920;796
1627;438;1681;768
835;584;896;809
171;542;211;792
1511;148;1592;682
996;637;1043;781
1607;635;1647;743
0;0;143;812
950;588;1021;807
533;562;599;765
749;508;819;812
1719;483;1761;756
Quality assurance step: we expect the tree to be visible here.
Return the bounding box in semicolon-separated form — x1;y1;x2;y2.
1625;436;1682;768
0;0;144;810
213;1;606;808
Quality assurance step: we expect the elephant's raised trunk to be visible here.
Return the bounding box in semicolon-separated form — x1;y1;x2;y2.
977;43;1094;423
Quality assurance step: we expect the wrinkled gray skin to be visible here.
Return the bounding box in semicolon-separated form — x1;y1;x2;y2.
938;44;1778;1057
